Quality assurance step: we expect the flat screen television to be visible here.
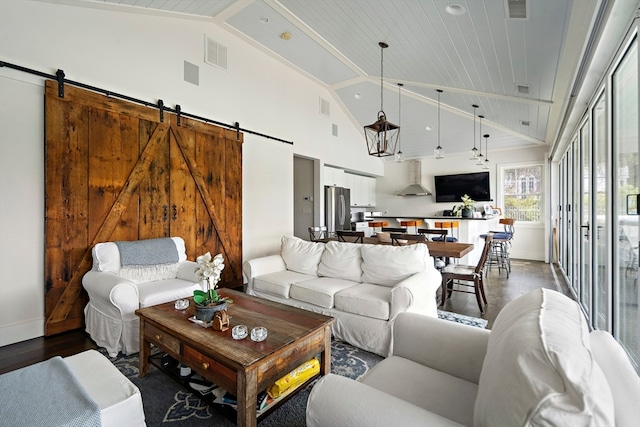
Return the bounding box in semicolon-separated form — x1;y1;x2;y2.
434;171;491;203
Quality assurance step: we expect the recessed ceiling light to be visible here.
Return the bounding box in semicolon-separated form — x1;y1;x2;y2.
354;93;362;99
445;3;466;15
259;17;269;24
425;126;433;131
280;32;292;41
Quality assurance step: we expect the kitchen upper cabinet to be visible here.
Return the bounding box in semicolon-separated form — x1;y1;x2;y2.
347;173;376;207
324;166;344;187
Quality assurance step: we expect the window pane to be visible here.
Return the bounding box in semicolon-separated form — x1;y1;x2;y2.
503;165;543;222
613;38;638;369
593;92;608;330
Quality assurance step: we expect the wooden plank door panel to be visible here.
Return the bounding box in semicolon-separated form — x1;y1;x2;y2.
45;80;242;336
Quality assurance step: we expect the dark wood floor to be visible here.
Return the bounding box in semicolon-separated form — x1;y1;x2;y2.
0;260;569;375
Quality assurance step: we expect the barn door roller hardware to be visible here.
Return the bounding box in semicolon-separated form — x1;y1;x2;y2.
0;61;294;145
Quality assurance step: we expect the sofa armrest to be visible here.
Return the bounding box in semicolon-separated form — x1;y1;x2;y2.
390;268;441;320
392;312;489;384
242;255;287;294
176;260;200;283
82;271;139;320
307;374;464;427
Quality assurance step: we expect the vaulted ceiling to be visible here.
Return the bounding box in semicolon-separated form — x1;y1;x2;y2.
79;0;600;160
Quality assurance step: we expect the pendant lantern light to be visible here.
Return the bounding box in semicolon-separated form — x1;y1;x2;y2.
483;134;491;169
469;104;479;160
364;42;400;157
395;83;404;162
434;89;444;159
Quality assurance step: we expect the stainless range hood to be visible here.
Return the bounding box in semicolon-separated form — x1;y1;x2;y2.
397;160;433;196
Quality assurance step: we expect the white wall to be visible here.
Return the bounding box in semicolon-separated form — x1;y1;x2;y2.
377;145;548;261
0;0;383;345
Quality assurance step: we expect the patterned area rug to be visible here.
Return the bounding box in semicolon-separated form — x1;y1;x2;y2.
102;311;486;426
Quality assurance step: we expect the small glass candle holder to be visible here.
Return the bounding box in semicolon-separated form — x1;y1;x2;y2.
251;326;268;342
174;299;189;310
232;324;248;340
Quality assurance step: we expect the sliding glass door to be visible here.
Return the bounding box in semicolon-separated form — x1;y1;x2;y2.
612;36;638;365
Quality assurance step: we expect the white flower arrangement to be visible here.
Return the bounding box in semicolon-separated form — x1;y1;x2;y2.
194;252;225;306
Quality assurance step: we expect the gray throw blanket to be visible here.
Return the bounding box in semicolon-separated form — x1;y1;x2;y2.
0;356;101;427
115;237;179;266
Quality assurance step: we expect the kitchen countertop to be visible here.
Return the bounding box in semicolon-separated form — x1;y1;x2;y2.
373;215;498;221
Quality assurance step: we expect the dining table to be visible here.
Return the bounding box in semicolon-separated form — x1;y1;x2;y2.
321;236;474;259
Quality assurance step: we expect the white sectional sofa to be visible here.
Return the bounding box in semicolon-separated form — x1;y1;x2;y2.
242;235;442;357
307;288;640;427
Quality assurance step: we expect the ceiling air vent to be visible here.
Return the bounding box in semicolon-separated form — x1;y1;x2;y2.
205;36;228;70
520;120;530;126
505;0;528;20
332;123;338;137
319;97;331;117
516;84;529;95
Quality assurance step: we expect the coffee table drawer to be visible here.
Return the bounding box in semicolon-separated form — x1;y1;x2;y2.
183;345;237;393
145;323;180;355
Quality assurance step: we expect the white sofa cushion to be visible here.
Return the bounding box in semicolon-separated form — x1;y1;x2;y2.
361;244;428;287
334;283;390;320
137;278;200;308
474;288;615;427
253;270;317;298
280;235;325;276
317;241;363;283
361;356;478;427
290;278;359;309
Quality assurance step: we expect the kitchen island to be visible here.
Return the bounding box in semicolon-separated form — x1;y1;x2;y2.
375;215;501;264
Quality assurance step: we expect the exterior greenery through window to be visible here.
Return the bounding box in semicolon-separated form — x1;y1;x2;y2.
501;164;543;222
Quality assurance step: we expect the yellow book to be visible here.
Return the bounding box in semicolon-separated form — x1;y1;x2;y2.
267;358;320;398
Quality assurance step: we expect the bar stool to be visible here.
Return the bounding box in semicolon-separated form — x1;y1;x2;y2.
481;218;515;277
368;221;388;236
400;219;423;234
433;221;459;242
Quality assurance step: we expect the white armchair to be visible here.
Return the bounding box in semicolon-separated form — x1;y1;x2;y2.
82;237;201;357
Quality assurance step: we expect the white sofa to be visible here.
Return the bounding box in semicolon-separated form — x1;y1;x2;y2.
242;235;442;357
82;237;201;357
307;288;640;427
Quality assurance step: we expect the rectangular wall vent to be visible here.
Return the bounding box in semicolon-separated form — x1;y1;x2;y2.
516;84;529;94
184;61;199;86
505;0;528;20
205;36;228;70
332;123;338;136
520;120;530;126
319;97;330;117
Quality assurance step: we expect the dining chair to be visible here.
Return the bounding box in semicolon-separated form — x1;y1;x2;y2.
440;232;494;313
418;228;448;241
433;221;459;242
381;227;408;233
336;230;364;243
308;226;328;242
390;233;426;246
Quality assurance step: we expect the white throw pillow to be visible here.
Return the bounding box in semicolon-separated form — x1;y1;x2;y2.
473;288;615;427
280;235;325;276
317;241;363;283
360;244;427;287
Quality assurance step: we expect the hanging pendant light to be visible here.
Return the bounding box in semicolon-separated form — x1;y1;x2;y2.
364;42;400;157
483;134;491;169
395;83;404;162
434;89;444;159
469;104;479;160
475;119;485;166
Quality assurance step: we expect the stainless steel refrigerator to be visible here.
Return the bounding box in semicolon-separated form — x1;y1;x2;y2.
325;186;351;235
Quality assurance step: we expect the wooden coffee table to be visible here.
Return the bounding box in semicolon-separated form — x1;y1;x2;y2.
136;289;334;427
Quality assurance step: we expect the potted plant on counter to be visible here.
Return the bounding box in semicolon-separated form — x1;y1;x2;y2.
193;252;231;322
453;194;476;218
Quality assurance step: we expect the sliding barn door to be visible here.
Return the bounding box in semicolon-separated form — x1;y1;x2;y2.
44;80;242;336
